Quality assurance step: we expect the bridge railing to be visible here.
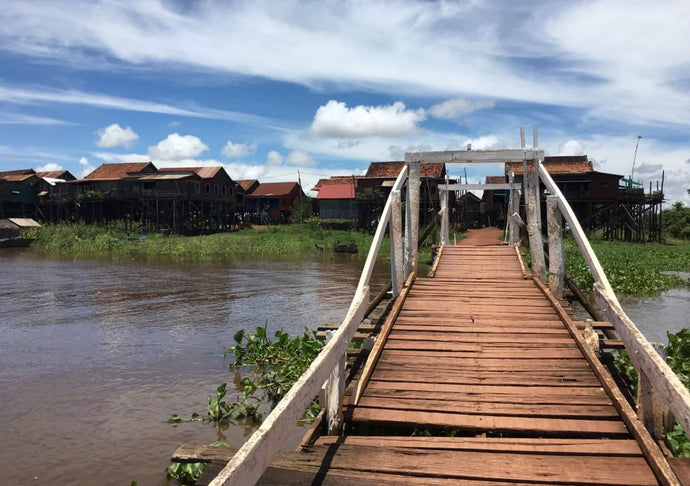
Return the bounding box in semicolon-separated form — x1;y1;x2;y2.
207;165;415;486
535;162;690;442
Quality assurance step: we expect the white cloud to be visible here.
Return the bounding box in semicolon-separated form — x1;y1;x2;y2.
310;100;425;137
36;162;64;172
148;133;208;161
168;120;181;127
0;113;74;125
463;135;502;151
557;139;585;156
95;123;139;148
429;98;495;119
286;150;316;167
92;152;150;163
222;141;257;158
266;150;283;166
78;156;95;178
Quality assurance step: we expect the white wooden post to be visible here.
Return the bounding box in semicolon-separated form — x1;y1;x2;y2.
440;179;449;246
524;159;546;281
406;159;421;277
508;171;520;245
324;330;344;435
390;189;404;297
547;195;564;298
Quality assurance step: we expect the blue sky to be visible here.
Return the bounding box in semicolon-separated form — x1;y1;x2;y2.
1;0;689;204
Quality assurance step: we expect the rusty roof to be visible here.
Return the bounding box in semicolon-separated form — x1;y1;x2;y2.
36;170;76;180
312;176;361;191
84;162;156;180
485;176;506;184
236;180;259;192
315;183;356;200
365;161;445;178
506;155;592;175
0;169;38;182
159;166;227;179
248;182;300;197
137;173;197;181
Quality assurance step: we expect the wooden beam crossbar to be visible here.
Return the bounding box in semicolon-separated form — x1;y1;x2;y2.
404;148;544;164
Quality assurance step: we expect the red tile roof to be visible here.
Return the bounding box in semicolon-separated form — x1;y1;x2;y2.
248;182;301;197
84;162;156;180
315;183;356;200
365;161;445;178
505;156;593;175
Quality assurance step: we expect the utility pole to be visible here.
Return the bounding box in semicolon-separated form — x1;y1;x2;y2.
631;135;642;183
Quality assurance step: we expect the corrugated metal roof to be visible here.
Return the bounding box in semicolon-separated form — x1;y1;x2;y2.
248;182;300;197
84;162;156;180
365;161;445;178
312;176;361;191
159;166;225;179
138;173;195;180
315;183;356;200
485;176;506;184
8;217;41;228
36;170;75;180
505;156;593;175
0;169;38;182
236;180;259;192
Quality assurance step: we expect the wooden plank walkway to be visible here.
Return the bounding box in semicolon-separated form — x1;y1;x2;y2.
189;229;664;485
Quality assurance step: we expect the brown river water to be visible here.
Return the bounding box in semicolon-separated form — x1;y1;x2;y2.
1;250;687;485
0;249;389;485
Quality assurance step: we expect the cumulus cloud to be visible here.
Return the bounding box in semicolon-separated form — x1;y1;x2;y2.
310;100;425;137
635;163;664;175
222;140;257;158
463;135;502;151
266;150;283;166
95;123;139;148
286;150;316;167
429;98;495;119
557;139;585;156
148;133;208;161
78;156;95;177
36;162;64;172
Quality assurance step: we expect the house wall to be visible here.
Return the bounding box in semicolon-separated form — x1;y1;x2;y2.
319;199;357;219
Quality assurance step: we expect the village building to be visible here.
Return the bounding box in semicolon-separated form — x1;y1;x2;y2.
0;169;41;218
244;181;306;223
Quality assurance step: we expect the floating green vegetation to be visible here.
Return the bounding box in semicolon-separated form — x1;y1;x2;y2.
564;238;690;295
23;222;383;261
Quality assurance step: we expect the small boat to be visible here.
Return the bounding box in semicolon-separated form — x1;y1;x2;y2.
0;237;34;248
333;241;357;253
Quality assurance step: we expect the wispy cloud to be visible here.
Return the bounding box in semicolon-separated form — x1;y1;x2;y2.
0;84;287;128
0;113;75;125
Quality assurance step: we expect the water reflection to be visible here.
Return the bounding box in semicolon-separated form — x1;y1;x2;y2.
0;249;389;486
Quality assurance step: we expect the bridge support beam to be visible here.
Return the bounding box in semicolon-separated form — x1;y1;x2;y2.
547;195;564;298
390;189;404;297
525;159;546;281
508;171;520;245
405;160;420;278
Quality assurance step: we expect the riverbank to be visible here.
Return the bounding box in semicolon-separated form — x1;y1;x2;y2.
564;237;690;295
22;222;385;261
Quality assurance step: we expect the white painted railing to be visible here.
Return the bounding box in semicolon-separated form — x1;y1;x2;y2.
209;165;415;486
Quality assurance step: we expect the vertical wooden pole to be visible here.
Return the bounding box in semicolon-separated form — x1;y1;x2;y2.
508;171;519;245
324;330;344;435
390;189;404;297
638;343;674;439
547;195;564;298
406;159;421;277
440;175;449;246
526;159;546;281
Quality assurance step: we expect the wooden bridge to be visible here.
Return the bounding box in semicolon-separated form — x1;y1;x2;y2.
174;132;690;485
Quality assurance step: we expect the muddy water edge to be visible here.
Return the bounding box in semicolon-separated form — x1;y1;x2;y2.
0;249;391;486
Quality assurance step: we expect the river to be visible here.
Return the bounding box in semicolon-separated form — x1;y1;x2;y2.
1;250;687;485
0;249;390;486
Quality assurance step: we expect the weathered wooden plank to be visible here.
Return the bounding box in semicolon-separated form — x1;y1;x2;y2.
369;369;601;387
350;407;630;436
314;436;644;456
391;324;569;334
386;332;576;344
353;396;619;419
376;355;591;371
380;345;585;358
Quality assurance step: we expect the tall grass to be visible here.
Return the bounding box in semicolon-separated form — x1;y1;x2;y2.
23;223;385;262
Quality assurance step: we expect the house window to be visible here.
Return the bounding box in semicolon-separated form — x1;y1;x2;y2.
214;184;219;194
601;182;609;189
205;183;211;194
194;182;200;193
221;185;226;195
